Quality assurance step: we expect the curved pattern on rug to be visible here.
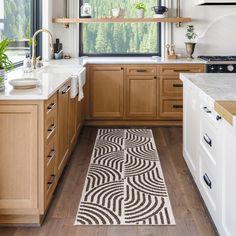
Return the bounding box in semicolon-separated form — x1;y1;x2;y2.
75;129;175;225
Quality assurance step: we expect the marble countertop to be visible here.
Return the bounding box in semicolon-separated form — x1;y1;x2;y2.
180;73;236;126
80;56;206;65
0;56;205;101
180;73;236;102
0;63;84;100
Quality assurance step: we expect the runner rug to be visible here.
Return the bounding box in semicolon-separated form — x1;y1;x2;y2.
75;129;175;225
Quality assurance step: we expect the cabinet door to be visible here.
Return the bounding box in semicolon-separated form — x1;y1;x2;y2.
57;84;70;176
69;97;77;147
90;66;124;119
220;120;236;236
0;105;38;212
183;83;199;179
77;99;84;133
126;75;157;118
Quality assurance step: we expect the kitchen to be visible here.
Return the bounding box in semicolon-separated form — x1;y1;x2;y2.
0;0;236;235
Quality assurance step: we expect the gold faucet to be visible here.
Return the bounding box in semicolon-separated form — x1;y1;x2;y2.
32;29;54;69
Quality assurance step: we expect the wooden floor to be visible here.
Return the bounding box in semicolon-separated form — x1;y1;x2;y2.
0;127;218;236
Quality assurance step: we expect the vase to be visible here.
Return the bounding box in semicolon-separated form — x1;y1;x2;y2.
185;42;196;59
136;9;144;18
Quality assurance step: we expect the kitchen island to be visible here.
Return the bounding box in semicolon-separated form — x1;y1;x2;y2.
180;73;236;236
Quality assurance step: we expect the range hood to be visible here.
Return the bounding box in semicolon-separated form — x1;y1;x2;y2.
197;0;236;5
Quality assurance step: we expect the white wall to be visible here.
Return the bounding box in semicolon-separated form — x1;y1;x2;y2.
172;1;236;56
45;0;236;58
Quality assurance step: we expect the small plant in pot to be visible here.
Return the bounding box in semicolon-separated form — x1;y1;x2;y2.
185;25;198;59
134;2;146;18
0;39;13;91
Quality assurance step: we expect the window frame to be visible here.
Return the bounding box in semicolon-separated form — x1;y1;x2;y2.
4;0;42;68
79;0;162;57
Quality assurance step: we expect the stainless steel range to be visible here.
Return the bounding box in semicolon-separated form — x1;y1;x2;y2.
198;56;236;73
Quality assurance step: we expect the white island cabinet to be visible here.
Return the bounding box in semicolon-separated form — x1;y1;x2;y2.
181;73;236;236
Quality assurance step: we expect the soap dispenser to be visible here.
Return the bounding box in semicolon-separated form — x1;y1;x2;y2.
23;53;32;73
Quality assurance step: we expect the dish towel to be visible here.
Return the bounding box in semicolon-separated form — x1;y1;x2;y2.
70;67;86;101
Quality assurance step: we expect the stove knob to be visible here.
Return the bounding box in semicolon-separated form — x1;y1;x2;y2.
210;66;215;71
219;66;223;71
227;65;234;72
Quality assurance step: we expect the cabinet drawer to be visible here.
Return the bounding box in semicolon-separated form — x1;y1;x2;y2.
160;64;205;76
45;93;58;116
199;115;219;166
45;110;57;142
160;77;183;97
199;149;218;224
45;134;57;167
127;66;157;76
45;156;56;205
160;99;183;118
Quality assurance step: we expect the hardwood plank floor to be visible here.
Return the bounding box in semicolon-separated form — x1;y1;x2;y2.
0;127;218;236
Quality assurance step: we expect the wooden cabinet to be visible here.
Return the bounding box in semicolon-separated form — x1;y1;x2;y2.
159;64;205;119
44;93;58;209
126;74;157;119
69;97;77;147
86;63;205;125
183;83;200;180
89;65;124;119
57;83;71;177
0;82;85;225
0;104;38;219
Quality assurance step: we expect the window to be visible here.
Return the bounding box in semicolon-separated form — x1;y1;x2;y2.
79;0;161;56
0;0;41;65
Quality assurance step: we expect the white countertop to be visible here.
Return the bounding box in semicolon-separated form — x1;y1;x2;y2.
0;56;205;101
180;73;236;102
180;73;236;126
0;63;84;100
80;56;206;65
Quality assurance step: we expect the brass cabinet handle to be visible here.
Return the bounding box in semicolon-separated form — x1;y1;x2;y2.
47;174;56;185
47;103;56;113
173;104;183;109
173;84;183;88
136;69;148;72
48;149;56;159
173;69;191;72
62;86;71;94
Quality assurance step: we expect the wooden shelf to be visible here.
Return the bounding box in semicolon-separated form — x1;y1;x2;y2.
52;17;192;24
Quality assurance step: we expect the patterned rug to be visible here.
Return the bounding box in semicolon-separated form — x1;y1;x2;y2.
75;129;175;225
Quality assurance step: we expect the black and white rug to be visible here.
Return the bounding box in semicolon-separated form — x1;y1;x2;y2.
75;129;175;225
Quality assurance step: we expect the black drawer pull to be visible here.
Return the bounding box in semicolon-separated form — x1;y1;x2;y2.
173;84;183;88
203;173;212;189
216;115;222;121
203;133;212;147
203;106;212;113
48;124;56;132
48;149;56;159
173;104;183;109
62;86;71;94
47;174;56;185
47;103;56;113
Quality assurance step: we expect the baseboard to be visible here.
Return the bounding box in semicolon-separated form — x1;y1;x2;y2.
85;120;183;126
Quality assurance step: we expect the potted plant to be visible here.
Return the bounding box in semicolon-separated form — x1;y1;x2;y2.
0;39;13;91
134;2;146;18
185;25;198;59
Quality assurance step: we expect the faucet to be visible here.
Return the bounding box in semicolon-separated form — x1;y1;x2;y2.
32;29;54;69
